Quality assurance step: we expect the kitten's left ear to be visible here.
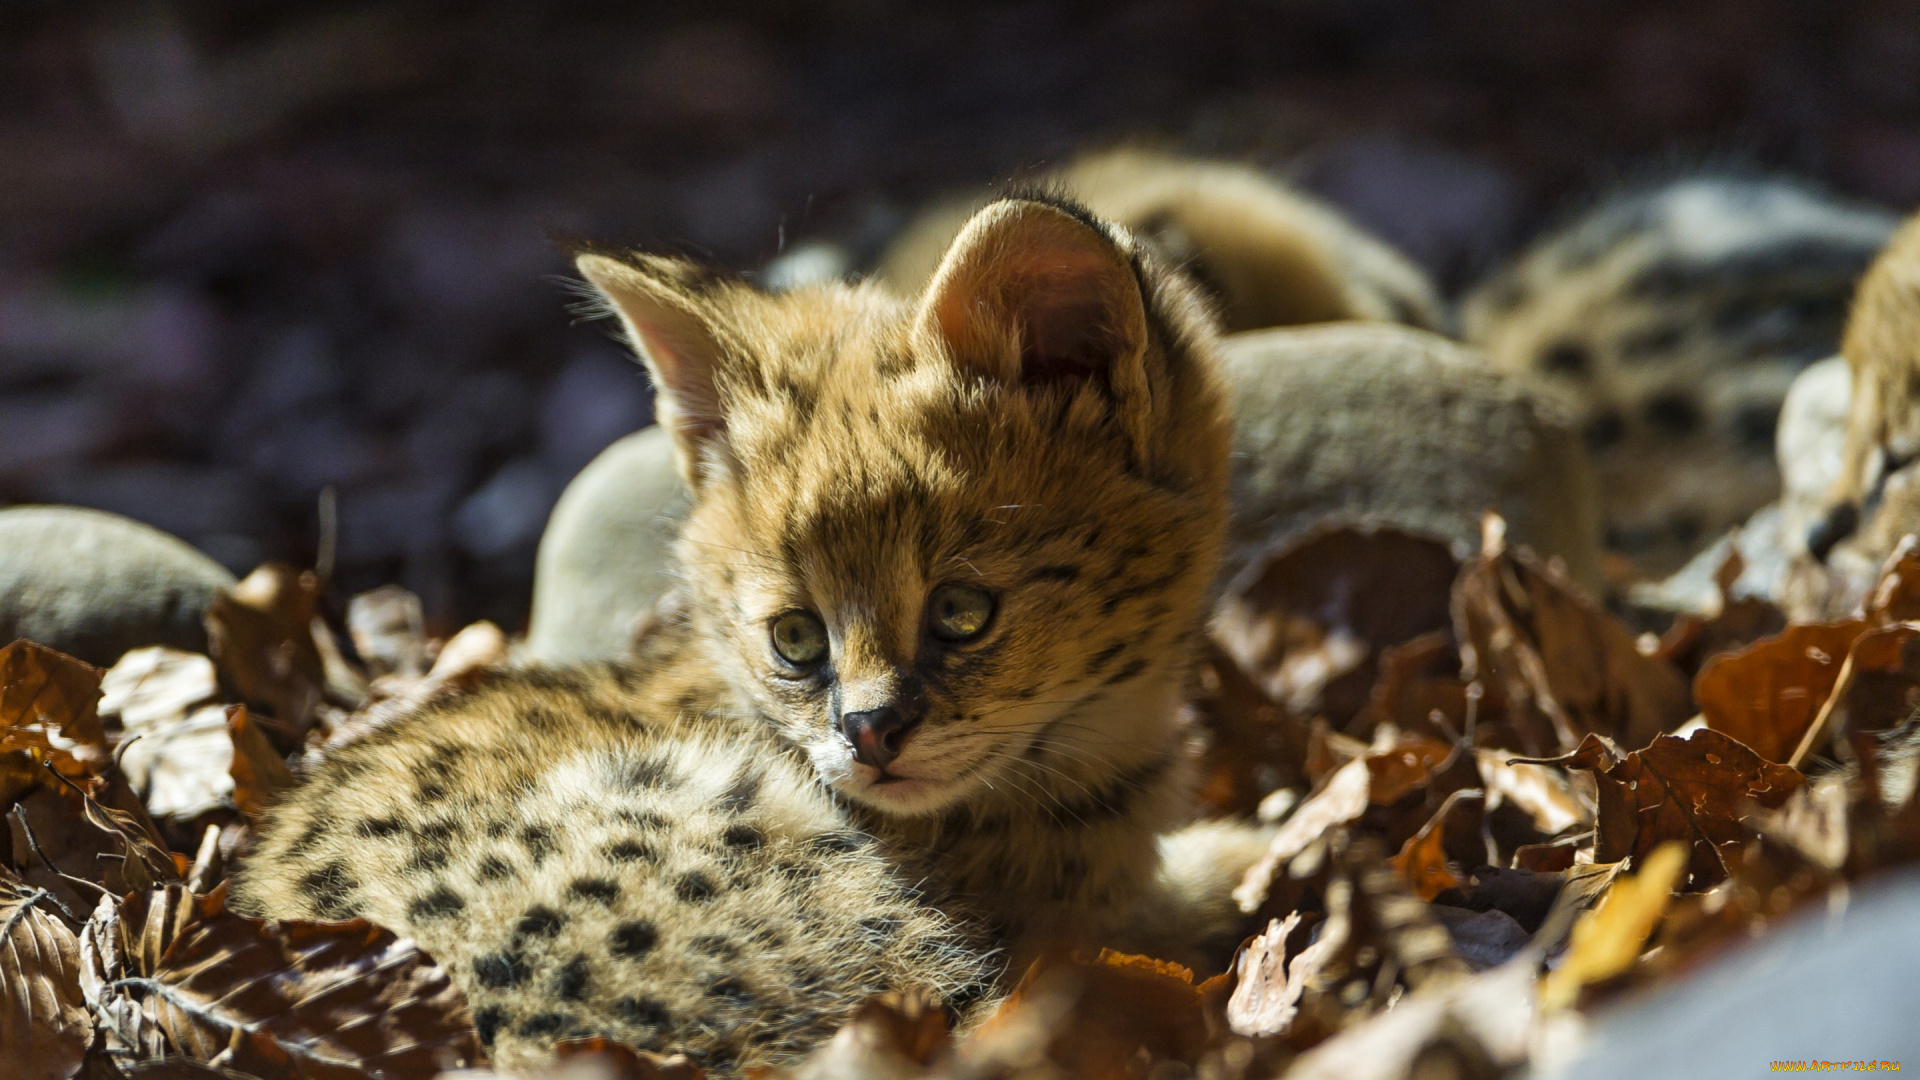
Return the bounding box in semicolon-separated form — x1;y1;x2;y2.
576;252;732;490
912;199;1150;392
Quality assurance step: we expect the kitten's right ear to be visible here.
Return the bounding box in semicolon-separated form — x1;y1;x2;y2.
576;253;729;488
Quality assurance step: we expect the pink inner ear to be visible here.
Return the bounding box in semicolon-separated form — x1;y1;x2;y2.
1021;292;1117;386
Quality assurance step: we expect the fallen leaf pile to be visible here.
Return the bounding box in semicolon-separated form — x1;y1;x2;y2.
7;520;1920;1080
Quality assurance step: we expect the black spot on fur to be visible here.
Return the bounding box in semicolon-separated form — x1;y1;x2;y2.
286;820;328;856
676;872;718;902
627;756;678;788
568;877;621;905
1585;409;1626;450
615;996;670;1027
515;905;568;939
721;824;765;850
416;781;449;802
611;920;658;957
555;955;591;1001
1644;392;1703;436
691;934;738;957
1025;564;1081;584
484;819;511;839
605;839;657;862
300;862;358;919
1102;657;1150;686
720;768;761;812
359;817;405;839
808;831;868;854
517;1011;571;1038
408;887;465;920
474;951;525;989
477;855;515;881
1084;641;1126;677
520;825;555;863
706;977;753;1003
1539;341;1591;376
417;820;460;843
473;1005;507;1046
617;809;666;830
402;847;449;875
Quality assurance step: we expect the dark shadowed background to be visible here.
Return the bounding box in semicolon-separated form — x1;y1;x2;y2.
4;0;1916;632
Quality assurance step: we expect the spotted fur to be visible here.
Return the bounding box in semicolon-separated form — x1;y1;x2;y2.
1462;175;1896;572
240;197;1251;1070
876;148;1445;335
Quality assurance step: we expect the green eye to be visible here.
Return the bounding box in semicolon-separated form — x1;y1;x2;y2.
928;584;995;643
770;610;829;668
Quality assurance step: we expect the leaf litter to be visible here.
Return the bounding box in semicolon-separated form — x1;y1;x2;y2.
3;521;1920;1079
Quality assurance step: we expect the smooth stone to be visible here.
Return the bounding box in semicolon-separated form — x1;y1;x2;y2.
526;324;1604;660
525;425;691;661
0;505;237;666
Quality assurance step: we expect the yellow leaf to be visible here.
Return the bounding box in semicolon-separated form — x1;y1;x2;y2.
1540;841;1687;1011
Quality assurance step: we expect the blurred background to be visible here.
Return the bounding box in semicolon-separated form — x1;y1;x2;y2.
4;0;1917;632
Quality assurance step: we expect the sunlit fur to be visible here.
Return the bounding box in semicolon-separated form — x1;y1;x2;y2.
240;197;1254;1070
1462;175;1895;571
876;148;1445;335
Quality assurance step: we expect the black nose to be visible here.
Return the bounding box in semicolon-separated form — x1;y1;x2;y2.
840;705;920;770
1808;501;1859;562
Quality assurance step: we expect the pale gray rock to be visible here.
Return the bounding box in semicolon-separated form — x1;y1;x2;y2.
1219;323;1602;591
0;505;237;666
526;324;1603;661
525;425;690;661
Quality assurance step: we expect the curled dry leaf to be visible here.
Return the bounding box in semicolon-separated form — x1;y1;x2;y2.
0;641;109;779
1696;620;1868;764
80;883;200;1062
9;777;178;917
0;866;91;1080
84;883;482;1077
1453;530;1691;756
99;648;221;735
225;706;293;821
1475;750;1586;836
1652;548;1786;680
1866;538;1920;624
203;565;325;749
1535;730;1803;890
785;993;949;1080
1280;951;1537;1080
347;587;430;681
974;948;1208;1080
1390;789;1483;902
1539;842;1687;1011
1787;622;1920;768
1214;526;1459;725
1225;912;1308;1039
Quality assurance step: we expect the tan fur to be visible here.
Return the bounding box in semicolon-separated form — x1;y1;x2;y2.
1830;213;1920;517
240;197;1253;1069
876;148;1445;335
1462;176;1896;573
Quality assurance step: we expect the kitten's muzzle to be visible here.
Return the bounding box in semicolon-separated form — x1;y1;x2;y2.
840;705;922;770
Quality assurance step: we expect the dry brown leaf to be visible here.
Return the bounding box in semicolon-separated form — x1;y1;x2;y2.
1475;749;1586;837
1539;841;1687;1010
346;586;430;681
1279;951;1537;1080
1867;538;1920;624
974;948;1208;1080
225;706;293;821
9;778;177;916
1352;631;1502;746
784;993;948;1080
0;642;109;779
1224;912;1308;1038
551;1039;705;1080
1536;730;1803;890
1787;623;1920;767
1235;757;1370;913
203;565;325;749
1215;526;1460;725
1696;621;1868;763
99;648;221;736
1652;547;1787;679
1454;520;1691;755
0;866;91;1080
83;883;481;1076
1390;789;1482;901
1190;642;1310;817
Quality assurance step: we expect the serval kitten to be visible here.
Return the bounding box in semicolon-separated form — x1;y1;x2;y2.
237;196;1250;1071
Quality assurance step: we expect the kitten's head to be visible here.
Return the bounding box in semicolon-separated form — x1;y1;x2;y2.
577;198;1229;817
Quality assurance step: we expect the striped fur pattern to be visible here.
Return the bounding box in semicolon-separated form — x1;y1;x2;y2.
1463;175;1896;571
239;197;1247;1070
